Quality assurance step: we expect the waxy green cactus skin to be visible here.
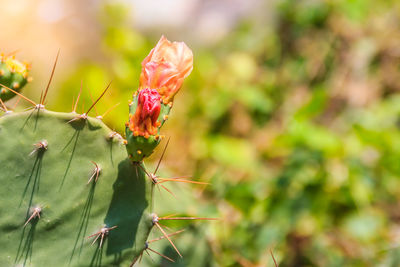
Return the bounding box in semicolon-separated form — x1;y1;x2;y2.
0;110;154;266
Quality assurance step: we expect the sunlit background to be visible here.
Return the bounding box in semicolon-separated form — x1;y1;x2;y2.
3;0;400;266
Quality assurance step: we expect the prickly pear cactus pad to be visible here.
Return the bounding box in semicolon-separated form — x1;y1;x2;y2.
0;35;207;267
0;110;153;266
0;53;31;101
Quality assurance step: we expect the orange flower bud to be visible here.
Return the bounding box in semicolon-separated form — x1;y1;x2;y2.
139;35;193;104
129;88;162;138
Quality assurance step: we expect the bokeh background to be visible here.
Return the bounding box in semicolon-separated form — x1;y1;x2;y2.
2;0;400;266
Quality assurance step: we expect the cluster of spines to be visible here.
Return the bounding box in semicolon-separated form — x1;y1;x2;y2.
129;139;215;264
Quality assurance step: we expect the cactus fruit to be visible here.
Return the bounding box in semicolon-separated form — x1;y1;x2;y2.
0;53;31;102
0;36;210;266
125;88;172;162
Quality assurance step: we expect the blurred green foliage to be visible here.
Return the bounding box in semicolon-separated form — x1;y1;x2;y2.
51;0;400;266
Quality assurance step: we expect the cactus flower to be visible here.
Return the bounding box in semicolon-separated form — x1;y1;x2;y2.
129;88;161;138
139;35;193;104
0;54;29;77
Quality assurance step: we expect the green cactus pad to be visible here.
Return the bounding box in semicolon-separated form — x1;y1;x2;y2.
125;93;172;162
0;55;30;101
0;109;154;266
